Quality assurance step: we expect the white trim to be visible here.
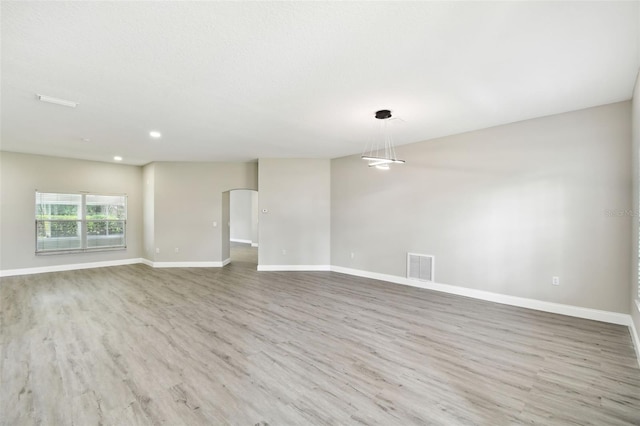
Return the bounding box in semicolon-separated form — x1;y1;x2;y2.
251;242;258;247
150;261;225;268
258;264;331;272
230;238;252;244
140;258;154;267
0;258;143;277
330;266;632;326
636;299;640;313
1;258;235;277
630;319;640;369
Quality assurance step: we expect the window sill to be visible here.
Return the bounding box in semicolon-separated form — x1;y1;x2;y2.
35;247;127;256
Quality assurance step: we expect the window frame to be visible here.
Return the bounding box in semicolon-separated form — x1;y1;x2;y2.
35;191;127;255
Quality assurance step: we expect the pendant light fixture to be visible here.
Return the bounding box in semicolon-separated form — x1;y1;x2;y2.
361;109;405;170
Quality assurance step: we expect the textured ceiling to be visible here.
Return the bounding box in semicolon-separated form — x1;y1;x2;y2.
1;1;638;165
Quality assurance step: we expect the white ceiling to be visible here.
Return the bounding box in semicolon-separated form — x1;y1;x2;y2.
1;1;638;166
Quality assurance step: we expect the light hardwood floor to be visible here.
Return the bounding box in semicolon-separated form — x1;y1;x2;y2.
1;251;639;425
230;241;258;265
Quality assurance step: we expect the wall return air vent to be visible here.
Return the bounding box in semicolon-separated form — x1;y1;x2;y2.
407;253;434;282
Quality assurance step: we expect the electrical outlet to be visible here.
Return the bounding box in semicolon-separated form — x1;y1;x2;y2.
213;221;217;227
552;276;560;286
155;248;160;254
282;249;287;255
175;248;179;253
350;252;355;259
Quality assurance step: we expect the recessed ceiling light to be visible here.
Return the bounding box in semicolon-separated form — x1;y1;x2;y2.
149;131;162;138
36;94;78;108
113;156;123;161
81;138;91;142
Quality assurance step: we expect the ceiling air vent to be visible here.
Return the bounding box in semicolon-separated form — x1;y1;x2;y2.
407;253;434;282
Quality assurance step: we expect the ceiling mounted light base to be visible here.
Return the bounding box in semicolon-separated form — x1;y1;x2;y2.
375;109;392;119
361;109;405;169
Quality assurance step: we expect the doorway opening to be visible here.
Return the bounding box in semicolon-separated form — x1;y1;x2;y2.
224;189;258;267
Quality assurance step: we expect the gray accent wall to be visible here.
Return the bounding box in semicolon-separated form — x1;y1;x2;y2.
0;152;143;270
258;158;330;266
149;162;258;263
331;102;632;313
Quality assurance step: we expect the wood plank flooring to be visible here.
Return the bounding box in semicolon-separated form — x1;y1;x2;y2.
1;250;639;425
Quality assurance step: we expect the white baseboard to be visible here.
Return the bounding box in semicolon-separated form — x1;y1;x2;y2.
230;238;252;244
140;258;154;267
0;257;237;277
148;261;226;268
251;243;258;247
140;258;230;268
258;264;331;272
630;317;640;369
1;259;632;328
1;258;635;325
330;266;632;326
0;258;144;278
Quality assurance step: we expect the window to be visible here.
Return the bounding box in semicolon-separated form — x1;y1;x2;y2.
35;192;127;253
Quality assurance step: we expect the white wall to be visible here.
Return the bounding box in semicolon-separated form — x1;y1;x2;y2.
230;189;256;243
142;163;155;261
631;73;640;339
258;158;330;268
222;191;230;262
331;102;632;313
0;152;143;271
251;190;259;245
150;161;257;263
